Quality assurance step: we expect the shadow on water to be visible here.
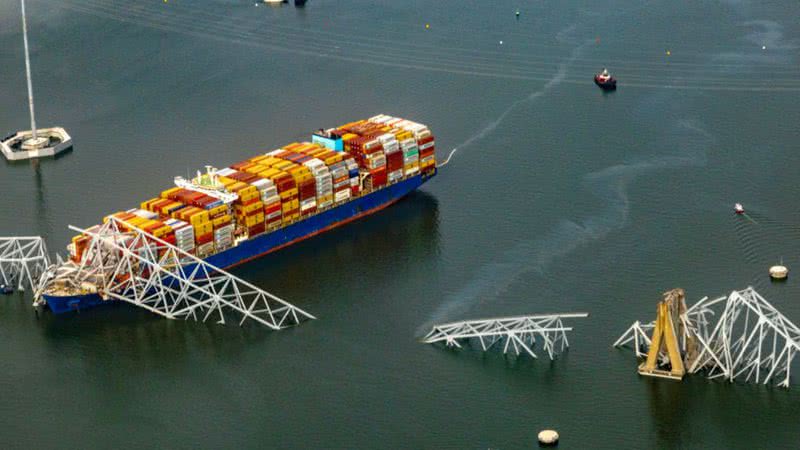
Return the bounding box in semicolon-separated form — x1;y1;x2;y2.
32;191;440;362
232;190;441;305
424;337;572;387
2;146;73;167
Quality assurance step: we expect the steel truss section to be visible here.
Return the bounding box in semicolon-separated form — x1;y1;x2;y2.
423;313;589;359
615;287;800;388
0;236;50;291
39;217;315;329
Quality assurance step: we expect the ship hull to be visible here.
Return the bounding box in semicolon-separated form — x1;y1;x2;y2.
42;170;434;314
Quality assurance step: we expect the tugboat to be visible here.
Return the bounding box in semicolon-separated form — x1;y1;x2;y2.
594;68;617;90
734;203;745;214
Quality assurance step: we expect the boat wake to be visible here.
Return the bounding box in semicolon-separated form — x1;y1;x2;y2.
422;120;710;331
439;37;589;168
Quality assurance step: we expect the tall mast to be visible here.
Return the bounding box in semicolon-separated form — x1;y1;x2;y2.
20;0;38;140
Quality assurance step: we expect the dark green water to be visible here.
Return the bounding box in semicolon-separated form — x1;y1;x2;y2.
2;0;800;448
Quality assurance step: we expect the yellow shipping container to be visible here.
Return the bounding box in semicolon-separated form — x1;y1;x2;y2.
212;214;232;227
188;210;210;226
193;221;213;235
153;225;172;238
160;187;181;199
324;155;343;165
274;161;294;171
140;198;160;210
244;214;264;227
250;155;269;164
239;191;259;203
262;157;283;167
209;204;227;217
279;188;298;200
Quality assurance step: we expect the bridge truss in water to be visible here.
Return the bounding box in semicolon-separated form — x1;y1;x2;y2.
423;313;589;360
0;236;50;291
615;287;800;388
36;217;315;329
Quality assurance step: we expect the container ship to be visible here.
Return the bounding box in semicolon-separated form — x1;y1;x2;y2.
41;115;436;314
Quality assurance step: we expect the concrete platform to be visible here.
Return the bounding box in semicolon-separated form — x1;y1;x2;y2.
1;127;72;161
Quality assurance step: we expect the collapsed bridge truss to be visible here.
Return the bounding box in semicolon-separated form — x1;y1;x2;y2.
36;217;315;329
423;313;589;360
615;287;800;388
0;236;50;291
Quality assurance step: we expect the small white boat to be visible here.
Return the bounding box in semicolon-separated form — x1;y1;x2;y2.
769;265;788;280
734;203;744;214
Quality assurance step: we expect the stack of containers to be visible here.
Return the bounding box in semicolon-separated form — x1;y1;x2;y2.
292;143;357;202
286;144;334;210
267;150;318;217
256;165;299;225
395;119;436;173
345;134;387;190
232;183;265;237
170;206;214;256
165;218;195;255
250;176;282;230
377;132;404;184
370;115;432;176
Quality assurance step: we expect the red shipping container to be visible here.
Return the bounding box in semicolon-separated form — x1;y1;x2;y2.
386;151;403;171
196;232;213;245
417;135;434;145
370;167;387;187
264;203;282;214
241;196;261;206
229;161;252;170
248;223;266;236
163;234;177;247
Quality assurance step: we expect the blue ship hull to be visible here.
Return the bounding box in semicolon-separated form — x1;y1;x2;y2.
43;170;435;315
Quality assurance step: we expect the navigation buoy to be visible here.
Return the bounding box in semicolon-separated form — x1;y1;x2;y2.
770;265;788;280
666;50;671;56
538;430;559;446
425;23;430;29
499;40;504;45
516;10;520;18
762;45;766;50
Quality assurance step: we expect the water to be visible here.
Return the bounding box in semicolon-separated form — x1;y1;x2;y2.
2;0;800;448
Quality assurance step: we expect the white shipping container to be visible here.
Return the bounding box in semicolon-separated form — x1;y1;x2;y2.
266;210;282;220
132;209;158;220
262;194;281;206
216;167;236;177
334;189;351;202
419;141;435;151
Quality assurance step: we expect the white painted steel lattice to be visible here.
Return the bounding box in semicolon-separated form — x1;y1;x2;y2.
38;218;315;329
0;236;50;291
614;287;800;388
423;313;589;359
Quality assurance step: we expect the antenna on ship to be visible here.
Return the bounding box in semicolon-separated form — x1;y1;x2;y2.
1;0;72;161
